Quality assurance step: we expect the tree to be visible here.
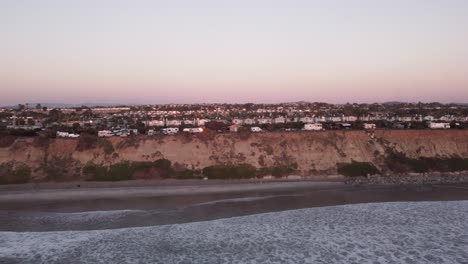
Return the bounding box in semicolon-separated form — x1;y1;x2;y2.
35;103;42;110
204;121;227;131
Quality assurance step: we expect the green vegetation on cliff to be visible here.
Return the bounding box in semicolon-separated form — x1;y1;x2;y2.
385;154;468;173
0;162;31;184
82;159;178;181
337;161;380;177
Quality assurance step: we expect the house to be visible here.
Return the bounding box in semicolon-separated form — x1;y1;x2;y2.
397;116;412;122
98;130;113;137
229;124;240;133
166;119;182;127
56;131;69;138
273;116;286;124
314;116;326;123
327;116;342;122
243;118;256;125
303;123;323;131
428;122;450;129
342;116;358;122
440;115;455;122
183;127;204;133
359;116;370;122
299;117;314;123
148;120;165;127
392;122;406;129
257;118;272;124
424;116;435;122
196;118;210;126
232;118;243;125
363;123;376;130
183;119;195;125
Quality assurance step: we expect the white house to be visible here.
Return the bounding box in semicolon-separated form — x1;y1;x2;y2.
232;118;243;125
56;131;69;138
148;120;165;127
397;116;412;122
300;117;314;123
244;118;256;125
428;122;450;129
273;116;286;124
343;116;358;122
314;116;326;123
257;118;272;124
166;119;182;127
196;118;210;126
98;130;113;137
440;115;455;122
303;123;323;131
183;119;195;125
424;116;435;122
229;124;240;133
363;123;377;130
327;116;342;122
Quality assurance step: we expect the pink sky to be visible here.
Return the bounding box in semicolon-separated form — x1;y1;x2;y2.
1;0;468;105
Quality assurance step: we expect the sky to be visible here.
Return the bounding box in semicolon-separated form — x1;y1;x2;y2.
1;0;468;105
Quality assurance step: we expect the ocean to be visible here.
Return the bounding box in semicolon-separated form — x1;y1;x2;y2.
1;201;467;263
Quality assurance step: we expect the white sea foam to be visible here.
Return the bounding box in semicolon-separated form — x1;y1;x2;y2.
1;201;467;264
191;194;297;206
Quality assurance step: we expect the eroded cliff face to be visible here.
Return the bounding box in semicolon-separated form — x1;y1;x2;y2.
1;130;467;181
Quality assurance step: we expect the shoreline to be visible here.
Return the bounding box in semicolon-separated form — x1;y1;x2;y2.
0;179;344;202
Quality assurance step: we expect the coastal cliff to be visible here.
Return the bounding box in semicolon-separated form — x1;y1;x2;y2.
1;130;467;183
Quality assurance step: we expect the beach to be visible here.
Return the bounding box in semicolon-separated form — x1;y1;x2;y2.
1;180;468;231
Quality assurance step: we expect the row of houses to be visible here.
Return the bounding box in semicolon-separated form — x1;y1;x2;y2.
231;115;468;125
147;118;211;127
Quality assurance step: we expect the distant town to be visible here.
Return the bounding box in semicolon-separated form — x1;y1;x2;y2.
1;102;468;138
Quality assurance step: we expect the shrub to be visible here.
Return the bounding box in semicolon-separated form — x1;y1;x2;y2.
337;161;380;177
151;159;173;178
257;163;299;178
32;136;50;149
384;152;468;173
83;163;108;181
175;169;198;179
0;162;32;184
83;159;175;181
97;138;114;155
41;156;76;181
0;134;16;148
76;133;98;151
107;161;134;181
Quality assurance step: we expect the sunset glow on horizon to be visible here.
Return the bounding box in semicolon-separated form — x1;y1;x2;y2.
1;0;468;105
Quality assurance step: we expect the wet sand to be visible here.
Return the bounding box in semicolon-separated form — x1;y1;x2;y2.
1;181;468;232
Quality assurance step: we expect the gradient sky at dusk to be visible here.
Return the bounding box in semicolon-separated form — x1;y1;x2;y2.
1;0;468;105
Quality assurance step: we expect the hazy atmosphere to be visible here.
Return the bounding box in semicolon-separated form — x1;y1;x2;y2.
1;0;468;105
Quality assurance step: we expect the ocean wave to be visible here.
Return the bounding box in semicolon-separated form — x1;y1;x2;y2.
190;194;299;207
1;201;467;263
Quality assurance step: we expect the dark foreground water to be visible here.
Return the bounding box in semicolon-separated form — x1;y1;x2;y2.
0;184;468;263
